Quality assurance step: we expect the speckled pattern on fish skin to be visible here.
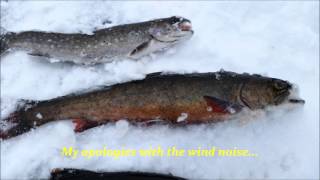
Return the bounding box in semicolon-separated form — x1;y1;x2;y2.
0;16;193;65
0;71;304;139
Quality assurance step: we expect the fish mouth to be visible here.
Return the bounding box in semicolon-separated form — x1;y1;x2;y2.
149;17;193;43
287;86;305;105
288;99;305;104
281;85;305;105
178;20;193;32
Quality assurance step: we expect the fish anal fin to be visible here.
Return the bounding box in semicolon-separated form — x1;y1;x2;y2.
72;119;99;133
203;96;242;114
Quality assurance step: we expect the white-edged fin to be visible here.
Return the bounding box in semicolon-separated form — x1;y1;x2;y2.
129;38;174;59
129;40;152;59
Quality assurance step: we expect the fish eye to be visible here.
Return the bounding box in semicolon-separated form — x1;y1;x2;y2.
169;16;182;24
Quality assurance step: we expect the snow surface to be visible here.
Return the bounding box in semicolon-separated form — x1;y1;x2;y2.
1;1;319;179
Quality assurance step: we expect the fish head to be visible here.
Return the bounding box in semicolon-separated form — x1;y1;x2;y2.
149;16;194;43
239;75;305;109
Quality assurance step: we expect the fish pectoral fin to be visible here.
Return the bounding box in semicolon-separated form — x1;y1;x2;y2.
203;96;243;114
28;52;50;58
129;40;151;59
72;119;100;133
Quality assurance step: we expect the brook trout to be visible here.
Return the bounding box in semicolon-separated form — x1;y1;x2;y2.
0;16;193;65
0;71;305;139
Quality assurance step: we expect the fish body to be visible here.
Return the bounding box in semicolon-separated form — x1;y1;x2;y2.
50;168;185;180
0;71;304;139
0;16;193;64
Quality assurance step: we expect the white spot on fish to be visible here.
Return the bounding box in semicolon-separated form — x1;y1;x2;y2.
177;113;188;122
80;51;86;57
36;113;43;119
47;39;52;42
207;107;212;112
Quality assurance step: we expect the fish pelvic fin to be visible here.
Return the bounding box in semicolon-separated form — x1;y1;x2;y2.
72;119;100;133
203;96;243;114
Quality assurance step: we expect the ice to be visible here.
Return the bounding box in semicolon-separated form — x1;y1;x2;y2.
0;1;319;179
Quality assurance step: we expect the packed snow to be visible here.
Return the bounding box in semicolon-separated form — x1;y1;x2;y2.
1;1;319;179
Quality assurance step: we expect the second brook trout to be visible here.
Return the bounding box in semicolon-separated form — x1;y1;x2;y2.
0;71;305;139
0;16;193;65
50;168;185;180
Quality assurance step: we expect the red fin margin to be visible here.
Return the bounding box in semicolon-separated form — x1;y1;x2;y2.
72;119;100;133
204;96;243;114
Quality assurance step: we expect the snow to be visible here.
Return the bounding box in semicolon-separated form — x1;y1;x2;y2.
36;113;43;120
1;1;319;179
177;113;188;122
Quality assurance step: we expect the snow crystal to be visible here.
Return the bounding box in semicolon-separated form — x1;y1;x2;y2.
214;73;221;80
227;107;236;114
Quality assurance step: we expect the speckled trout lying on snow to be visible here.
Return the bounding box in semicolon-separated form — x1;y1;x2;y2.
0;71;304;139
0;16;193;64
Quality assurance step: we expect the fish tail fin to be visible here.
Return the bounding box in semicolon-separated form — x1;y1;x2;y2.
0;110;32;140
0;121;32;140
0;34;8;55
0;28;14;56
0;35;10;55
0;100;37;140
